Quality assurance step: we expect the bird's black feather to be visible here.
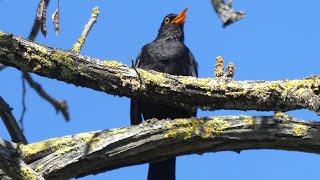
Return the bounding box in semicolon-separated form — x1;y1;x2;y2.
130;11;198;180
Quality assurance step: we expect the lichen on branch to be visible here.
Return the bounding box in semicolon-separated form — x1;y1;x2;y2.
0;115;319;179
0;31;320;115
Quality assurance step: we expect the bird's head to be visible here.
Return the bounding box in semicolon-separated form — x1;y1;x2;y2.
157;8;188;42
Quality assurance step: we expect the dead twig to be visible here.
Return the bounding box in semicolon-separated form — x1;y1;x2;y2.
19;74;27;132
23;72;69;121
18;0;70;124
71;7;100;53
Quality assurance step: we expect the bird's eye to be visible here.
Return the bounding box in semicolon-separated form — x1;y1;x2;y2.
164;17;170;24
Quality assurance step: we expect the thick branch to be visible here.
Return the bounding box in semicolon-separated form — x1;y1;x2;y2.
0;96;28;144
0;139;44;180
0;31;320;114
3;116;318;179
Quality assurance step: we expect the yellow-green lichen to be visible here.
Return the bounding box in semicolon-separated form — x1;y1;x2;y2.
164;119;203;139
34;164;44;173
108;128;128;135
274;111;291;120
19;132;104;158
281;79;319;97
71;35;85;53
103;60;124;67
138;69;168;86
201;118;230;138
243;116;254;126
91;7;100;18
55;146;75;155
32;64;42;72
33;44;49;54
51;52;73;65
19;137;76;158
20;167;36;180
76;132;96;143
115;73;124;79
225;90;248;97
0;31;6;37
165;118;230;139
180;77;212;90
293;124;308;137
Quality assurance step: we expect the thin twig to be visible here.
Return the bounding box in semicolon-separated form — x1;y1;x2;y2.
130;58;143;90
0;96;28;144
23;72;70;121
71;7;100;53
19;0;70;123
19;74;27;132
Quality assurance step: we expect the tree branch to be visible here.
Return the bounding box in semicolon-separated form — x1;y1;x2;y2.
0;115;315;179
23;72;70;121
0;96;28;144
0;31;320;114
0;139;44;180
71;6;100;53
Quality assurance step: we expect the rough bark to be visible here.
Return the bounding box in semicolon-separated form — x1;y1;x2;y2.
0;115;317;179
0;31;320;115
0;139;44;180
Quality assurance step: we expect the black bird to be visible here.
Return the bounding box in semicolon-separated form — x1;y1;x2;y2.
130;8;198;180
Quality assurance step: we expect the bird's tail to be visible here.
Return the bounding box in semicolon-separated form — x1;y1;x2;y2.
147;157;176;180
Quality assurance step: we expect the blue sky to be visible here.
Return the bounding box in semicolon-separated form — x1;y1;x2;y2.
1;0;320;179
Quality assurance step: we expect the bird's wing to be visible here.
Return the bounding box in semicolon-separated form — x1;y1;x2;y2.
130;50;143;125
188;51;198;78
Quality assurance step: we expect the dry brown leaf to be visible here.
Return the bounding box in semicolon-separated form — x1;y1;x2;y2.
37;0;48;37
52;1;60;35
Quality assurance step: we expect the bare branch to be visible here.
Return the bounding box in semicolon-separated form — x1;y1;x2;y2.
23;72;69;121
211;0;246;27
24;0;70;122
0;96;28;144
1;116;316;179
19;74;27;132
71;7;100;53
0;31;320;114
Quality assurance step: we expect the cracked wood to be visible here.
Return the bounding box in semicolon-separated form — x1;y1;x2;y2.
2;116;318;179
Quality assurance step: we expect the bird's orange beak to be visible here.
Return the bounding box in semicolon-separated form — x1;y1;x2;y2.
172;8;188;24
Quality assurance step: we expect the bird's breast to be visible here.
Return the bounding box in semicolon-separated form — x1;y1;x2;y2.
140;41;191;76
